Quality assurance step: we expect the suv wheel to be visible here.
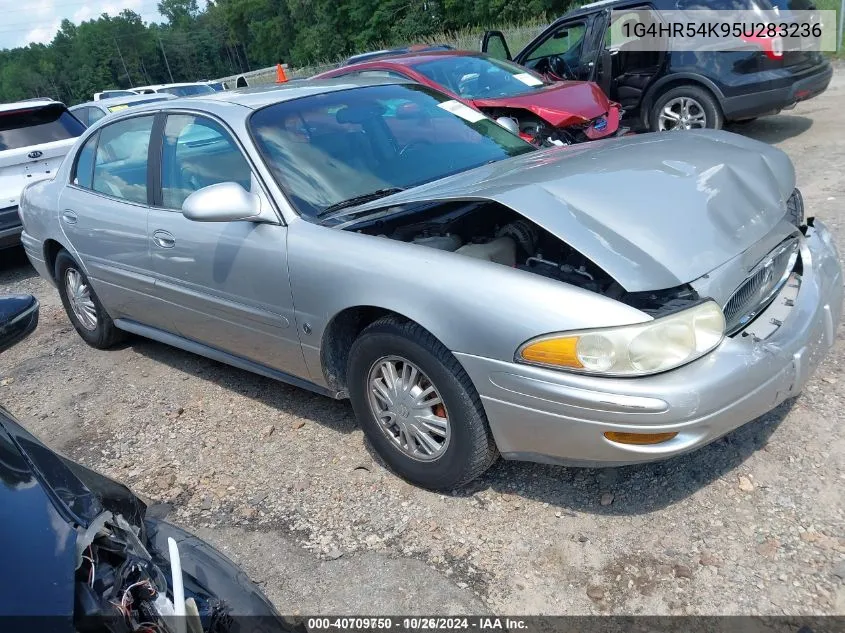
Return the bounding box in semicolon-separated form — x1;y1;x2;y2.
651;85;723;132
347;317;498;490
55;250;125;349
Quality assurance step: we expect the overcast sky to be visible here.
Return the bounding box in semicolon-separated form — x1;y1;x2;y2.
0;0;165;50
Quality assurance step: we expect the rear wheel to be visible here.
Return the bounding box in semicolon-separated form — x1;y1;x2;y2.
650;85;723;132
55;250;125;349
347;317;497;490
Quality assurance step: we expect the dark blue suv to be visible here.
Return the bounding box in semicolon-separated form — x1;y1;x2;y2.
482;0;832;131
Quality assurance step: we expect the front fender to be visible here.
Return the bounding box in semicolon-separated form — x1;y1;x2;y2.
287;219;649;385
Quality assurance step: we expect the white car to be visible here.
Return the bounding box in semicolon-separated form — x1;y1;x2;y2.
132;82;216;97
71;93;176;128
93;90;138;101
1;100;85;249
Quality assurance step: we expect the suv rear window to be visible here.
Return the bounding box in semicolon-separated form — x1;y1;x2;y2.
0;104;85;151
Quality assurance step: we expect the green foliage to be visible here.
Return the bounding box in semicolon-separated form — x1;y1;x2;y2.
0;0;578;104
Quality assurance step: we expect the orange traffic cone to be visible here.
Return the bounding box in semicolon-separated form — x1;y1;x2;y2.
276;63;288;83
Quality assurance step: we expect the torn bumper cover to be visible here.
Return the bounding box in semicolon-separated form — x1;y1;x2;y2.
455;220;843;467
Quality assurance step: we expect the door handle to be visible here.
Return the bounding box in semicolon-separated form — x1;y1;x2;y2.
62;210;78;224
152;229;175;249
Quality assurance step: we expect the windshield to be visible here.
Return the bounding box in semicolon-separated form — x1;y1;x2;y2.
159;84;216;97
0;104;85;151
412;56;548;99
249;83;534;218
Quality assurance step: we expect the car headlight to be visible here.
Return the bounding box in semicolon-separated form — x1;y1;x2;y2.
516;300;725;376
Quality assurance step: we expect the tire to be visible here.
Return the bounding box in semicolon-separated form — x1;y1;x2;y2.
55;250;125;349
347;316;498;490
650;85;723;132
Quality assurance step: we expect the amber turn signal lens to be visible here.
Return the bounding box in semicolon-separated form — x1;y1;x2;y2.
519;336;583;368
603;431;678;445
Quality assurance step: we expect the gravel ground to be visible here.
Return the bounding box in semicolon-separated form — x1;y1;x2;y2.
2;69;845;616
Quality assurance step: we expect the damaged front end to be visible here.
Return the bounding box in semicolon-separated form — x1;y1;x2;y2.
471;80;625;146
74;510;228;633
487;105;624;147
0;410;287;633
348;198;700;316
335;130;804;328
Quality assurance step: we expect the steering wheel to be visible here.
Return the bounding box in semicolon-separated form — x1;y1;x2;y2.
546;54;576;81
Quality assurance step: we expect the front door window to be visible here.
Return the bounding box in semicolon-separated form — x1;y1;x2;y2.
523;22;589;80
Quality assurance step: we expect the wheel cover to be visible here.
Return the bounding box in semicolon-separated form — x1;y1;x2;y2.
65;268;98;331
366;356;451;462
658;96;707;131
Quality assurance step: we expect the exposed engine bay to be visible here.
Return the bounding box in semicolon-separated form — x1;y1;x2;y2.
74;512;226;633
483;108;602;147
353;200;700;315
362;201;612;292
355;201;698;313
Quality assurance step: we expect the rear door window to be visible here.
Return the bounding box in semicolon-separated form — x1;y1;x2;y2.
92;115;155;204
0;104;85;151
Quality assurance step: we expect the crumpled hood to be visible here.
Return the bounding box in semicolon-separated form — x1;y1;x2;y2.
470;80;611;127
351;130;795;292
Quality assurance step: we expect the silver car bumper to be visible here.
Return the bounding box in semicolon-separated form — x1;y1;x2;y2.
456;220;843;467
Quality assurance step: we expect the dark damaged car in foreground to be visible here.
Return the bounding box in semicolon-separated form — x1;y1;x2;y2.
0;300;288;632
18;78;843;490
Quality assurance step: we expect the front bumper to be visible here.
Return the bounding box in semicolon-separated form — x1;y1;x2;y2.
456;220;842;467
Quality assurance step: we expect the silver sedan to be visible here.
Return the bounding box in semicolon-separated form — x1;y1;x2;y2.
18;78;843;489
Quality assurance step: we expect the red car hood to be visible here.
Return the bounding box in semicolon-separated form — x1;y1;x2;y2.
470;81;611;127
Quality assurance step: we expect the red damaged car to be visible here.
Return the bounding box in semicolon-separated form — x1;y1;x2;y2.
315;51;624;146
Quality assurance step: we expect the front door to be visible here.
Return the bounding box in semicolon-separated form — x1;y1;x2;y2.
58;115;157;321
147;112;308;378
515;15;606;82
601;6;666;112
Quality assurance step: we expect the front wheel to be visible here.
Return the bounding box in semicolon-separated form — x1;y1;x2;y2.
650;85;723;132
347;317;497;490
55;250;125;349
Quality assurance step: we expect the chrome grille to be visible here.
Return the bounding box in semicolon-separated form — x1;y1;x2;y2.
723;237;800;335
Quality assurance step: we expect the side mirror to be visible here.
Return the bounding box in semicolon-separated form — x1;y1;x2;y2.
553;30;571;39
0;294;39;354
182;182;274;223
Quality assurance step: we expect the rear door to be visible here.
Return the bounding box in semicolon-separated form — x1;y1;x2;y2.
58;115;159;323
147;112;307;377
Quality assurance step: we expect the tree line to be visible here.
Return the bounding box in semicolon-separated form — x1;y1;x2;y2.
0;0;575;105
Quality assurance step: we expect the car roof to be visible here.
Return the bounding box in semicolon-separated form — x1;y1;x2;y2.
332;50;489;73
134;82;207;90
72;94;177;110
344;44;455;65
129;76;413;112
0;100;63;113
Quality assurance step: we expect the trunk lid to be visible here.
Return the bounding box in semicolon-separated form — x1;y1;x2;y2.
344;130;794;292
470;80;611;127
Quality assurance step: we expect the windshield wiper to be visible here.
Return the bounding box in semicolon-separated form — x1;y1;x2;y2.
317;187;405;220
